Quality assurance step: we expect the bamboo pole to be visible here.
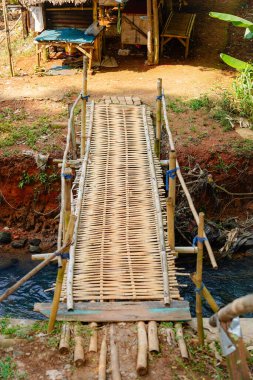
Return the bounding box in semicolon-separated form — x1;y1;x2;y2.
93;0;98;22
176;247;198;254
167;197;175;251
190;273;219;313
81;56;88;157
59;323;71;354
110;324;121;380
63;167;72;238
0;243;69;303
195;212;205;346
209;294;253;327
89;322;98;352
175;323;188;359
136;322;148;376
148;321;159;353
74;325;85;367
155;78;162;158
167;151;176;252
146;0;153;65
2;0;14;76
98;332;107;380
152;0;159;65
47;215;75;333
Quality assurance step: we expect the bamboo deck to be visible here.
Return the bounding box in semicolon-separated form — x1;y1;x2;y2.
61;102;180;305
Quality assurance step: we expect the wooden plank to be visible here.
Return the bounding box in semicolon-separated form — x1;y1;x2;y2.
34;301;191;322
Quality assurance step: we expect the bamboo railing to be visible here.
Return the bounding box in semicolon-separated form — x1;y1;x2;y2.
159;85;218;269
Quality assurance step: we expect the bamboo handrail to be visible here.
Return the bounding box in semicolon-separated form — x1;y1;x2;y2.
66;101;95;311
161;90;218;269
143;106;170;305
57;93;82;258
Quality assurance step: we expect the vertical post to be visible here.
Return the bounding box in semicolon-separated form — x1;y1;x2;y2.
152;0;159;64
155;78;162;158
147;0;153;65
2;0;14;77
196;212;205;346
81;56;88;157
47;215;75;333
169;150;176;206
93;0;98;22
36;44;41;68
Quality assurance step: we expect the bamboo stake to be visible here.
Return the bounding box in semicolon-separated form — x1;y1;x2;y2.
0;242;69;303
195;212;205;346
191;273;219;313
146;0;153;65
155;78;162;158
148;321;159;353
74;325;85;367
164;327;176;346
175;323;188;359
59;323;71;354
2;0;14;76
81;56;88;157
152;0;159;64
89;322;98;352
136;322;148;375
48;215;75;333
98;331;107;380
110;324;121;380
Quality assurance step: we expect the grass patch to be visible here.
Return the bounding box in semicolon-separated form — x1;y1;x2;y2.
167;98;187;113
188;95;210;110
232;139;253;157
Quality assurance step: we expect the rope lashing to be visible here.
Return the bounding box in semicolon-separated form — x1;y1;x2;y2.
166;167;179;191
192;236;207;247
62;173;73;180
81;94;90;101
156;94;164;101
57;252;70;260
195;283;204;294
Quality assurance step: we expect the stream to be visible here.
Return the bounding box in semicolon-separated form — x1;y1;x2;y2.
0;253;252;319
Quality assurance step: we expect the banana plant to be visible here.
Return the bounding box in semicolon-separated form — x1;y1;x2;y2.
209;12;253;70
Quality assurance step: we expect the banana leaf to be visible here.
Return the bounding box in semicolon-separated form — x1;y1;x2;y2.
220;53;253;71
209;12;253;29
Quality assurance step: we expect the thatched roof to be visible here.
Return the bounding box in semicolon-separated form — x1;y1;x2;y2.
23;0;125;6
23;0;92;7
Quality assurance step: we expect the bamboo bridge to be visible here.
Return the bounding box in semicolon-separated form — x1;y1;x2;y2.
33;66;217;325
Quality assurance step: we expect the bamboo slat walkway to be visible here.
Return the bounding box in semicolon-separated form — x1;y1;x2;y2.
61;100;180;308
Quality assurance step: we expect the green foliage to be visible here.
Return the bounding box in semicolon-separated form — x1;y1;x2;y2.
232;139;253;157
0;357;16;380
211;108;233;131
18;172;35;189
209;12;253;70
188;95;210;110
233;67;253;122
167;98;186;113
220;54;253;71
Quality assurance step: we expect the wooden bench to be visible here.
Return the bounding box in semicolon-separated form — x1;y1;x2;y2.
161;12;196;58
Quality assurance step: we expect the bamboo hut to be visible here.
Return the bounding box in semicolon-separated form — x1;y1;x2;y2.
21;0;195;69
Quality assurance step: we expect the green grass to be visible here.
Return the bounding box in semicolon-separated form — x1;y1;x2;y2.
188;95;210;110
167;98;187;113
232;139;253;157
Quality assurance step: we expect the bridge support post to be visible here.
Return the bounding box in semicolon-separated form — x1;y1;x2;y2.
63;167;73;239
81;56;88;157
195;212;205;346
155;78;162;158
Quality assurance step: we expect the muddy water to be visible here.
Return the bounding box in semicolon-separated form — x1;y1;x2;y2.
0;253;252;319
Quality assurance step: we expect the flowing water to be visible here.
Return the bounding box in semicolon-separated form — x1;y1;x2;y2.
0;252;252;319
